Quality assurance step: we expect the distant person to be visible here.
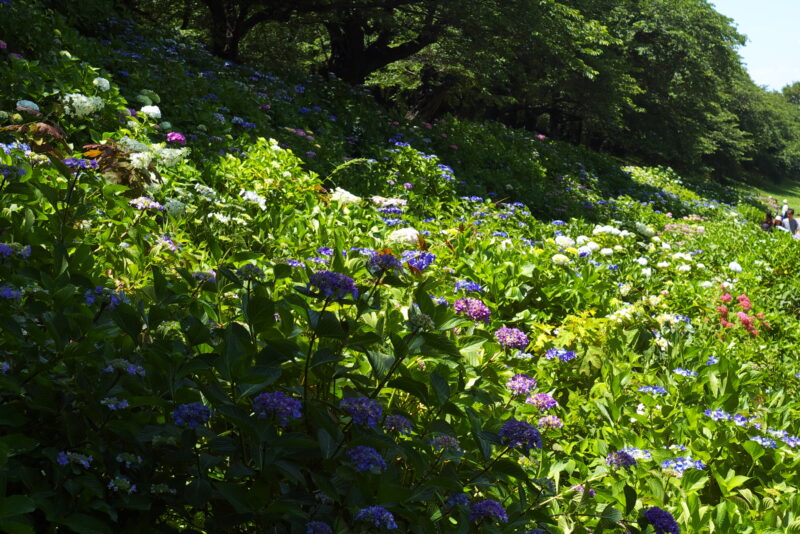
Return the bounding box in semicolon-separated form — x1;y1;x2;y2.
783;209;799;234
761;212;774;232
782;200;790;217
774;216;789;231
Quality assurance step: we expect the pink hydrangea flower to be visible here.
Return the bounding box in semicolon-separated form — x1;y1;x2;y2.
166;132;186;145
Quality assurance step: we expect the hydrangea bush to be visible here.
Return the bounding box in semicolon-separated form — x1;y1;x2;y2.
1;1;800;533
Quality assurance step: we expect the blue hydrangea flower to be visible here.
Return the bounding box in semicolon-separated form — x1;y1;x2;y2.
499;418;542;451
367;252;403;275
339;397;382;428
704;408;733;422
706;356;719;365
545;348;577;362
639;385;668;395
661;456;706;476
305;521;332;534
446;493;469;508
355;506;397;529
750;436;777;448
309;270;358;300
606;450;637;470
172;402;212;429
642;506;680;534
673;368;698;377
252;391;302;426
101;397;129;410
348;446;387;473
469;499;508;523
402;250;436;272
454;279;483;293
620;447;651;460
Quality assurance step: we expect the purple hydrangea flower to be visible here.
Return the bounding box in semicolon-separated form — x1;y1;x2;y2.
430;434;461;451
495;327;529;349
166;132;187;145
454;298;491;323
384;414;413;435
0;244;15;258
0;286;22;300
252;391;302;426
506;374;537;396
469;499;508;523
101;397;129;410
172;402;212;429
339;397;382;428
355;506;397;529
538;415;563;429
309;270;358;300
525;393;558;411
606;450;637;470
348;446;387;473
128;196;164;211
499;418;542;451
642;506;680;534
570;484;595;497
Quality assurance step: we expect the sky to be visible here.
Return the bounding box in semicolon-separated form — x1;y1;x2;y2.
711;0;800;91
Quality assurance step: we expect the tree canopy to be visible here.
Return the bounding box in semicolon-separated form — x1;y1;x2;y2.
125;0;800;182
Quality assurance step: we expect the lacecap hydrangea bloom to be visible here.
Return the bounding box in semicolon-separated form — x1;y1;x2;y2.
526;393;558;411
305;521;332;534
545;348;577;362
384;414;413;435
367;252;402;275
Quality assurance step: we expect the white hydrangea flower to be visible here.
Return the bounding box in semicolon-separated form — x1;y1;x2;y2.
577;246;592;256
119;137;150;153
194;183;217;200
140;105;162;119
728;261;742;273
240;189;267;210
62;93;104;118
555;235;575;248
164;199;186;216
208;212;231;223
657;261;670;268
587;241;600;251
92;77;110;91
387;227;420;246
636;257;648;266
330;187;361;205
700;281;713;288
576;235;589;245
372;196;407;207
129;152;153;170
677;264;691;272
551;254;570;265
155;147;188;167
600;248;613;256
641;267;652;277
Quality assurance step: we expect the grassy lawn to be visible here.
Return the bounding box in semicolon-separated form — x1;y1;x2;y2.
744;180;800;215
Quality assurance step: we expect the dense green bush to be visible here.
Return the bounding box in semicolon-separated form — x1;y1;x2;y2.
2;2;800;533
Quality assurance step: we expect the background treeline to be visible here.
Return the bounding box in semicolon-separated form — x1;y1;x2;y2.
79;0;800;184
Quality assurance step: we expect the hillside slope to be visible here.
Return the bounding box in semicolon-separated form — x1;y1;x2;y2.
2;2;800;533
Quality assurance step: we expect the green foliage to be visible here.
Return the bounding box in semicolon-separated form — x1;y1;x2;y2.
3;1;800;533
